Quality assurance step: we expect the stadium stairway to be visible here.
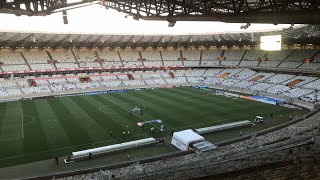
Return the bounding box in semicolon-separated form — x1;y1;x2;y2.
296;50;320;69
159;51;165;66
46;51;58;70
117;51;124;66
138;51;146;66
15;82;25;94
237;49;248;66
94;51;104;69
199;50;203;66
20;52;32;70
70;49;80;68
276;49;296;68
47;84;54;93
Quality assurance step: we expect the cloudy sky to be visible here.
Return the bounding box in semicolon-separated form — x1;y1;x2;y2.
0;3;292;34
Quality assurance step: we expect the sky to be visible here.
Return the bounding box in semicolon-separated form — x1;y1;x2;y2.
0;3;292;35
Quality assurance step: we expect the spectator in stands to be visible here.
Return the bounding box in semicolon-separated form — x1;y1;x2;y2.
151;127;155;134
123;131;126;139
109;131;112;137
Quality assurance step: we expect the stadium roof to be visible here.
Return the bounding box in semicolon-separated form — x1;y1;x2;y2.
0;0;319;24
0;25;319;49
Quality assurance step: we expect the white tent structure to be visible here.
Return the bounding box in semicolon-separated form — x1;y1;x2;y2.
171;129;205;151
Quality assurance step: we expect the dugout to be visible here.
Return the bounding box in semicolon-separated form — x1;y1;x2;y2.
171;129;205;151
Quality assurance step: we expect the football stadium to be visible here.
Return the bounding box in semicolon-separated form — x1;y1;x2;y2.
0;0;320;179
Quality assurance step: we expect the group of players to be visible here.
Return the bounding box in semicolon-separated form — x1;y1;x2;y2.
106;106;164;139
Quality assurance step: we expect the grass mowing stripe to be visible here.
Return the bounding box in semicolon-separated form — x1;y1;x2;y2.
47;98;93;146
69;96;126;137
60;97;108;141
0;102;7;137
35;100;73;152
149;88;231;115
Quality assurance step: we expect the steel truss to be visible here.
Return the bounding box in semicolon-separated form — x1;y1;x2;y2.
104;0;320;24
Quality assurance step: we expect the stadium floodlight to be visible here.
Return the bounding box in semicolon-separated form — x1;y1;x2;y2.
260;35;282;51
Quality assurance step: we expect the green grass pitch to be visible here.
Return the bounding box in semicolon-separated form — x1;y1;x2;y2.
0;87;300;168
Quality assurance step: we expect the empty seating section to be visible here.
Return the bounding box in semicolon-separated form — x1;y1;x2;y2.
143;61;162;66
102;61;123;68
243;50;265;60
56;63;79;69
98;51;120;61
161;51;180;60
185;69;206;77
165;77;187;84
202;50;221;61
163;61;182;66
298;62;320;70
233;80;255;89
250;73;275;81
239;60;259;67
50;50;76;62
302;79;320;90
266;50;292;61
258;61;281;67
182;51;200;60
282;76;317;86
22;86;50;94
202;69;222;77
285;49;318;61
100;81;122;87
74;51;97;62
184;61;199;67
51;84;77;91
76;82;100;89
232;69;256;80
187;77;204;83
201;60;220;66
119;51;140;61
122;61;143;67
30;64;55;70
278;62;302;68
203;77;221;85
79;62;100;68
2;65;30;71
265;74;296;84
220;61;239;66
140;51;161;61
282;88;314;98
0;49;319;71
266;85;290;95
224;50;245;60
221;79;240;87
215;69;242;78
0;47;320;104
301;91;320;103
249;83;273;91
23;51;49;63
0;52;25;64
123;80;145;86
